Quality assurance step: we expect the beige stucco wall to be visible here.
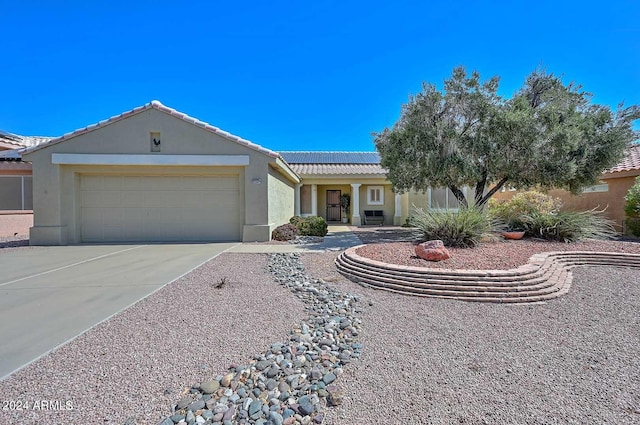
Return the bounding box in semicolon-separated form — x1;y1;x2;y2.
23;107;289;244
491;173;639;232
401;191;430;224
267;165;295;234
300;185;312;215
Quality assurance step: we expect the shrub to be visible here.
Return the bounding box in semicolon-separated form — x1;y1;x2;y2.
298;216;328;237
289;216;305;227
410;206;498;248
520;208;617;242
624;176;640;218
271;223;299;241
627;218;640;237
489;191;563;231
624;177;640;237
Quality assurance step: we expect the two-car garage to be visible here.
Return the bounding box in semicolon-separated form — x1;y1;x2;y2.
79;174;241;243
22;100;299;245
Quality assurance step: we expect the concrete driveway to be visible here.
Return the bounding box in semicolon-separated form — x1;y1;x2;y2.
0;243;237;379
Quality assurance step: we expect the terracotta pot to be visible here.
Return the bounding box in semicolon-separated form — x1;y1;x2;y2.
502;231;525;240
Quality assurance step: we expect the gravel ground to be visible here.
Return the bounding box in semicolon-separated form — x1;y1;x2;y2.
2;231;639;424
0;253;306;425
356;239;640;270
301;252;640;424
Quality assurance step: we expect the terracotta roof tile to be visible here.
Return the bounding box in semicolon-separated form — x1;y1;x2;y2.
0;132;52;149
23;101;280;159
605;144;640;174
289;163;387;176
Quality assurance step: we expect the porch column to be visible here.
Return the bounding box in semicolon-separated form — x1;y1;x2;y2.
394;192;402;225
311;184;318;216
294;183;302;216
350;183;361;225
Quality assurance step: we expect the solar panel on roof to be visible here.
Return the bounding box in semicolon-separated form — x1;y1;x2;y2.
279;151;380;164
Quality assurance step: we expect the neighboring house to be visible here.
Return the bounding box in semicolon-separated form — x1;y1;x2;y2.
22;101;299;245
0;132;52;210
493;144;640;232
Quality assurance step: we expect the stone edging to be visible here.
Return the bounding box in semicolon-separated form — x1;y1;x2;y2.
335;245;640;303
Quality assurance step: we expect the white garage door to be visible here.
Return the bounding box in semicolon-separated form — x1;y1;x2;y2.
80;174;241;242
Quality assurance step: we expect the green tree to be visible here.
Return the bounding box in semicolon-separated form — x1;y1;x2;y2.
374;66;640;209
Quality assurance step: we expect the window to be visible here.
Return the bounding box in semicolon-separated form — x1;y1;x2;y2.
428;187;465;211
367;186;384;205
582;183;609;193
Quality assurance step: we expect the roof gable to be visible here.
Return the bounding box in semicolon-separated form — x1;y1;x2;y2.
23;101;279;158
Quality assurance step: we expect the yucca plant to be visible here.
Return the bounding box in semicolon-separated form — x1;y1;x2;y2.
520;208;617;242
410;206;499;248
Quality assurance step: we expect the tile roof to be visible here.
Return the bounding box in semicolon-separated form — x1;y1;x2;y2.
279;151;380;164
288;163;387;176
23;101;280;158
0;160;31;170
605;144;640;174
0;132;53;150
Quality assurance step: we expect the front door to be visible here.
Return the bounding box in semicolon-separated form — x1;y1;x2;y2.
326;190;341;221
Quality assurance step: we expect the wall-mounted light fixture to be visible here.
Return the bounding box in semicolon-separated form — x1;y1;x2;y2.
251;178;262;185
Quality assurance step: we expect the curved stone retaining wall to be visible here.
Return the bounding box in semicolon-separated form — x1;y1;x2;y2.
335;245;640;303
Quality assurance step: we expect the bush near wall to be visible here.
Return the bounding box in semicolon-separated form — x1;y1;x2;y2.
272;223;299;241
289;216;328;237
624;177;640;236
489;191;563;231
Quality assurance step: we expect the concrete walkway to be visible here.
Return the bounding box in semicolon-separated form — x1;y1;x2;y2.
228;225;363;253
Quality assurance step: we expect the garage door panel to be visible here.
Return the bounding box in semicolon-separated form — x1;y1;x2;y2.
80;175;241;242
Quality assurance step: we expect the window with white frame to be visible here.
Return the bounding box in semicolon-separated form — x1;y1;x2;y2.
367;186;384;205
428;187;465;211
582;183;609;193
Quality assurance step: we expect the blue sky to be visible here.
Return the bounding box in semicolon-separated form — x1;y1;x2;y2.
2;0;639;151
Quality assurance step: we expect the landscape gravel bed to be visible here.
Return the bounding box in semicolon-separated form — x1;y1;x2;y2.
356;239;640;270
301;252;640;424
0;253;306;425
154;252;362;425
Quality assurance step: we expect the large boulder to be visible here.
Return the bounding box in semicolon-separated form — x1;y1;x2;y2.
415;240;451;262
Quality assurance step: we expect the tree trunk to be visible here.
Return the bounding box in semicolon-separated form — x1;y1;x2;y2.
477;177;509;208
449;185;468;209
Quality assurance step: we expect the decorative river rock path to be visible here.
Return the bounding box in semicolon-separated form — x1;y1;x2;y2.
154;253;363;425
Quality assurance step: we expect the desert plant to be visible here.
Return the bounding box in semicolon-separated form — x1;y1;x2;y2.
624;176;640;218
271;223;299;241
298;216;328;237
409;206;498;248
623;177;640;236
520;208;617;242
339;193;351;216
489;191;563;231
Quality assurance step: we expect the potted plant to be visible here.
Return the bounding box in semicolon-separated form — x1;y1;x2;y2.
502;218;526;240
339;193;351;224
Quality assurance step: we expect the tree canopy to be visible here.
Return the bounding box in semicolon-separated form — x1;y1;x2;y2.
374;67;640;209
